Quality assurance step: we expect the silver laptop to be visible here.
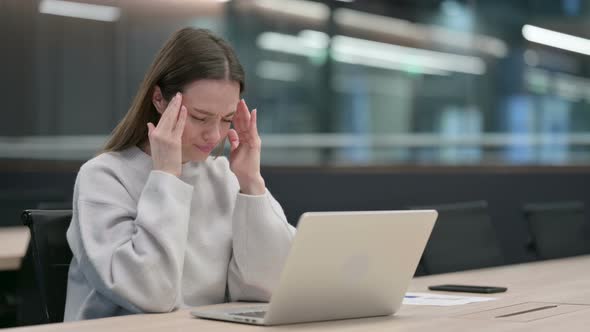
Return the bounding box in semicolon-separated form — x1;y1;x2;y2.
191;210;437;326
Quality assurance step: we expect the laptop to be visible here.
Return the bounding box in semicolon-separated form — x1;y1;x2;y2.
191;209;437;326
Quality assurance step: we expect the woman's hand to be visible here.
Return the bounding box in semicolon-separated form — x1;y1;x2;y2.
147;92;187;177
228;99;266;195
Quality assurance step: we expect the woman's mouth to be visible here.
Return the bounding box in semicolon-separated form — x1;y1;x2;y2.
196;145;215;154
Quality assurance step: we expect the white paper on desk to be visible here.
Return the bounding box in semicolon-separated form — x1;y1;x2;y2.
403;292;497;306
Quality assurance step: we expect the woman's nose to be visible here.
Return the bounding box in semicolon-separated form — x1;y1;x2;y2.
203;124;221;143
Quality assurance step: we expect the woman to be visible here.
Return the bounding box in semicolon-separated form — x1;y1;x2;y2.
64;27;295;321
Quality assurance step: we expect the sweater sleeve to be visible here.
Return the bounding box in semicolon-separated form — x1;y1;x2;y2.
67;163;193;313
227;189;296;301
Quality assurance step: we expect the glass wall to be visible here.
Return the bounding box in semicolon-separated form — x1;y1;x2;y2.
1;0;590;165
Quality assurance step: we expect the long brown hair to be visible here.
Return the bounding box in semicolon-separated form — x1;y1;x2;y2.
103;27;245;153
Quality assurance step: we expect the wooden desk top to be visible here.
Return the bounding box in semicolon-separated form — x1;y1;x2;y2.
6;255;590;331
0;226;30;271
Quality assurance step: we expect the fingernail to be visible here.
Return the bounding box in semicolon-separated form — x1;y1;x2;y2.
176;92;181;99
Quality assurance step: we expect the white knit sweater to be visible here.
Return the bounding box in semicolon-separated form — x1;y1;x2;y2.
64;146;295;321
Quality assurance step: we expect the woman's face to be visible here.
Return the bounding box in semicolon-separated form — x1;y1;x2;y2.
161;79;241;162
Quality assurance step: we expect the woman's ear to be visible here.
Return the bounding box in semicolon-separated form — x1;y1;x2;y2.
152;86;167;114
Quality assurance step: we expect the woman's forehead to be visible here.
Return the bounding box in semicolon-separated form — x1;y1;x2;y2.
183;79;240;96
182;79;240;112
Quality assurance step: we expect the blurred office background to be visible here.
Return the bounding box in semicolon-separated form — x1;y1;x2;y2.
1;0;590;327
2;0;590;165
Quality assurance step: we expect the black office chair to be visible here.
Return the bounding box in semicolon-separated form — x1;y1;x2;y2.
21;209;73;323
523;201;590;260
411;201;504;274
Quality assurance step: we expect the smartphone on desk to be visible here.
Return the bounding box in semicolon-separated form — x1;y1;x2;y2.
428;284;507;294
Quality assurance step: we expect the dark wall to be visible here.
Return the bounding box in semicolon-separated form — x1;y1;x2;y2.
1;161;589;265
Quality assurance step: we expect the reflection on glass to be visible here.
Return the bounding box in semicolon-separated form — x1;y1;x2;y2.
1;0;590;166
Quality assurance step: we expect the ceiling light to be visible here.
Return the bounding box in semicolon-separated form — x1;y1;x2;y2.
39;0;121;22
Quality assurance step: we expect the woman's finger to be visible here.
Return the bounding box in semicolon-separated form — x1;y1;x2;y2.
249;109;261;149
158;92;182;131
233;99;244;132
250;108;258;134
231;102;242;131
238;99;251;132
174;105;187;137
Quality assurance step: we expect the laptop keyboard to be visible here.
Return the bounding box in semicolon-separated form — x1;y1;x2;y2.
232;311;267;318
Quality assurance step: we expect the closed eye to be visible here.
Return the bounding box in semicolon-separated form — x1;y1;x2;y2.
191;115;206;121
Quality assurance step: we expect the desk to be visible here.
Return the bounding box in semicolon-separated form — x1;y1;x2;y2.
0;227;30;271
5;255;590;331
